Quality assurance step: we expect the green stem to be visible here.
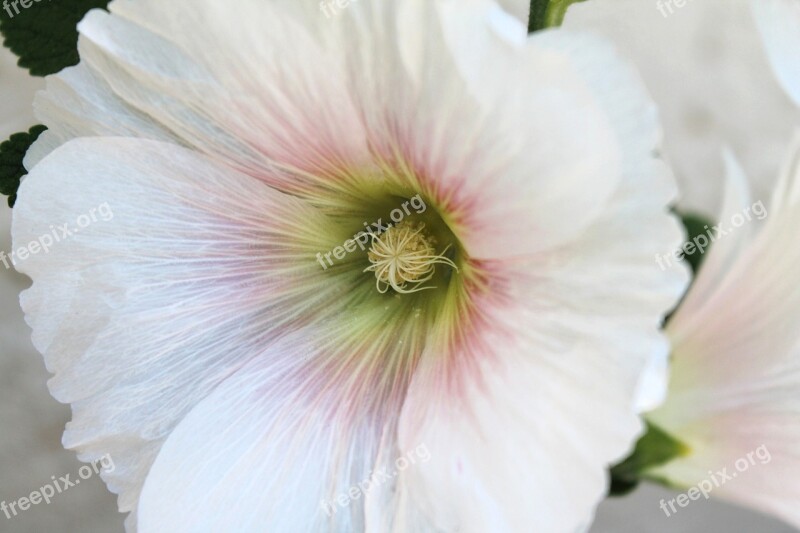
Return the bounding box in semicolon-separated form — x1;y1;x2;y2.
528;0;587;32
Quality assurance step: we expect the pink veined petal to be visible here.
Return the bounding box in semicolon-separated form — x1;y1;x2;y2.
661;134;800;391
369;25;687;531
666;149;757;340
29;0;373;200
15;0;692;530
136;313;436;532
360;0;623;258
34;0;624;256
388;335;644;533
373;108;686;533
382;258;678;532
383;170;686;531
649;135;800;529
12;137;345;529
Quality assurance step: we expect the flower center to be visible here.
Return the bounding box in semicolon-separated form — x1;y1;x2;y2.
364;220;457;294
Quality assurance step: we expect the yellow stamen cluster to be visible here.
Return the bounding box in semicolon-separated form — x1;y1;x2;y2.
364;221;457;294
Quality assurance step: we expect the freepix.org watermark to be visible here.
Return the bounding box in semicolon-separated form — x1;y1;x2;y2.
659;445;771;517
656;0;695;18
2;454;115;520
2;0;50;19
319;0;358;18
320;444;431;517
655;200;767;271
0;202;113;270
315;194;427;270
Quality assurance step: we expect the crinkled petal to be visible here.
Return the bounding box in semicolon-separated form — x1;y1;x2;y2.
28;0;371;199
12;137;344;529
529;29;690;411
25;62;180;168
385;232;684;532
136;330;413;532
17;0;692;530
34;0;625;256
374;45;688;529
384;0;623;258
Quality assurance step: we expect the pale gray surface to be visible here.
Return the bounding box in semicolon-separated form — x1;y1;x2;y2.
590;484;796;533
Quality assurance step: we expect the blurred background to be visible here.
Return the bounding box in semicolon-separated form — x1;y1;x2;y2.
1;0;798;531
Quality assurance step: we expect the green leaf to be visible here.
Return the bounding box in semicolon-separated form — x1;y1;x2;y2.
609;421;689;496
0;0;110;76
676;211;715;274
660;209;715;326
0;125;47;208
528;0;587;32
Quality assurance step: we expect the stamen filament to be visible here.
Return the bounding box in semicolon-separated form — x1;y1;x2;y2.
364;221;457;294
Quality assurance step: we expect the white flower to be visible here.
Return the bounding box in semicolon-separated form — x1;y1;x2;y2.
646;140;800;529
12;0;687;531
644;3;800;527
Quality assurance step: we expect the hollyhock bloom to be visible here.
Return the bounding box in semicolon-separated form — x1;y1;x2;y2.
646;142;800;528
12;0;687;530
647;4;800;526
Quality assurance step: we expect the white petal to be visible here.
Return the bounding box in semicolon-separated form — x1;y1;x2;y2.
667;149;756;339
134;304;471;533
36;0;629;256
389;0;623;257
649;138;800;529
17;2;692;530
137;305;436;532
32;1;373;198
379;149;687;531
495;0;530;24
136;336;380;532
26;61;179;169
394;354;640;533
424;25;677;261
530;29;691;411
754;0;800;107
372;28;688;528
12;137;339;528
634;346;671;413
384;292;670;532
